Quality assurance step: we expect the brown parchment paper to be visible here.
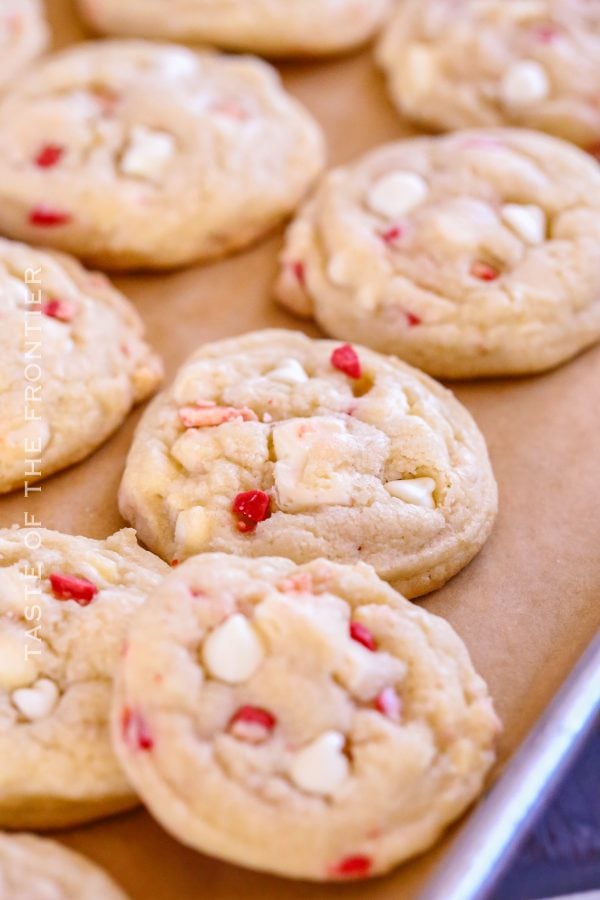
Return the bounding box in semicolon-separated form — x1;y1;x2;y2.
2;1;599;896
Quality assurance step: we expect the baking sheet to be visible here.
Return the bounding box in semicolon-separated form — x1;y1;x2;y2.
1;0;599;896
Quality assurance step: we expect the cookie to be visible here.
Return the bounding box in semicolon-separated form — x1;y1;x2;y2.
111;553;500;881
276;129;600;378
0;1;48;93
118;330;497;598
0;238;162;495
0;528;168;829
377;0;600;151
0;833;128;899
0;40;324;271
77;0;391;58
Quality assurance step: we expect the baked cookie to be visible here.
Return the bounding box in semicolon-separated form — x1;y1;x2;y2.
112;554;500;881
0;528;168;829
77;0;391;58
377;0;600;151
0;1;48;93
0;238;162;495
0;40;324;271
0;833;128;899
119;330;497;598
276;130;600;378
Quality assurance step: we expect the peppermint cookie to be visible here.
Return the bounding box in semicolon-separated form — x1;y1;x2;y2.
77;0;391;58
377;0;600;151
276;130;600;378
0;238;162;495
112;554;500;880
119;330;497;598
0;41;324;271
0;833;128;899
0;1;48;93
0;528;168;829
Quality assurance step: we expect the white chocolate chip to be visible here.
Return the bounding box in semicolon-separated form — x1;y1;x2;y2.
0;629;39;690
500;61;549;107
202;614;264;684
121;126;176;181
175;507;211;555
290;731;349;797
273;418;357;510
385;477;436;509
11;678;59;721
367;171;428;219
269;358;309;385
501;204;546;245
327;252;353;287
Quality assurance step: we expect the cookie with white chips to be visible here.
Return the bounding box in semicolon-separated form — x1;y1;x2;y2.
0;41;325;270
377;0;600;152
112;554;500;881
277;130;600;378
77;0;391;58
119;330;497;598
0;1;48;93
0;833;128;899
0;238;162;494
0;528;168;829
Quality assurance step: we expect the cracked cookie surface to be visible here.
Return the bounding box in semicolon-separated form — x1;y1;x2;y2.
377;0;600;150
119;330;497;598
112;554;500;881
0;238;162;495
0;0;48;93
77;0;391;58
276;129;600;378
0;528;168;829
0;833;128;899
0;40;325;270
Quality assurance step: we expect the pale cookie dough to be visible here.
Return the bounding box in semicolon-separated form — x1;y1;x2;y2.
0;833;128;899
0;528;168;829
119;330;498;598
377;0;600;151
77;0;391;58
0;238;162;495
112;554;500;881
0;40;324;271
276;129;600;378
0;1;48;93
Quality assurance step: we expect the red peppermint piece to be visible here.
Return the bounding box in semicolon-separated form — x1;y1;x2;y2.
232;491;271;533
49;572;98;606
179;405;257;428
331;344;362;379
375;687;402;722
228;706;276;743
35;144;65;169
405;311;422;327
470;260;500;282
380;225;405;245
29;205;72;227
42;298;76;322
330;855;372;880
532;23;560;43
121;707;154;751
349;621;377;652
291;260;306;287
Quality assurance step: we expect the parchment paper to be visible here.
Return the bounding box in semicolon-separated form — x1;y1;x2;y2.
1;1;599;896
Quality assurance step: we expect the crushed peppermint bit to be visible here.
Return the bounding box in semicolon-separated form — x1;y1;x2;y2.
121;707;154;751
532;23;560;43
291;260;306;287
179;405;258;428
330;855;372;879
29;205;72;227
35;145;65;169
375;687;402;721
349;621;377;652
42;298;76;322
233;491;271;533
49;572;98;606
470;261;500;282
278;572;313;594
405;311;422;327
379;224;406;245
331;344;362;379
228;706;276;742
